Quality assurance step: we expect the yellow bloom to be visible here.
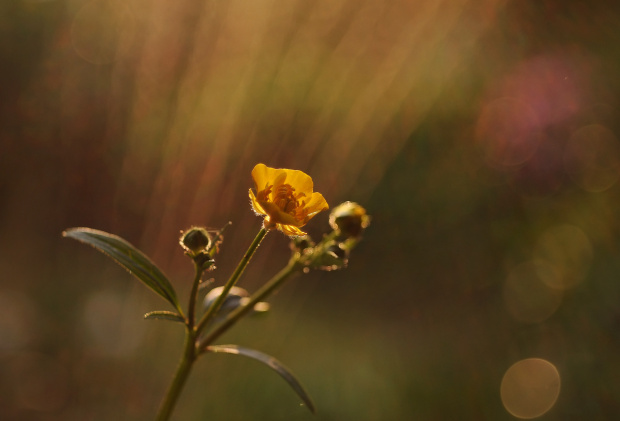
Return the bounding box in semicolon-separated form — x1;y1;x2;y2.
249;163;329;236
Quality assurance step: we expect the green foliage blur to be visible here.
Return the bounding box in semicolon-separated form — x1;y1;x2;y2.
1;0;620;419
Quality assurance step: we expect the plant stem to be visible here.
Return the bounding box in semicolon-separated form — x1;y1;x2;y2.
195;227;267;334
198;258;301;351
155;327;196;421
156;227;268;421
187;260;203;327
156;255;204;421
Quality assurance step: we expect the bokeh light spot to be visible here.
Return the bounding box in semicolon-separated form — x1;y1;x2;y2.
476;97;541;167
503;261;563;324
71;0;135;65
564;124;620;192
533;224;593;290
501;358;561;419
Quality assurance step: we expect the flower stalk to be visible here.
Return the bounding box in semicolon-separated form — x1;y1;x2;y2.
187;260;204;328
157;228;268;421
156;259;204;421
155;327;196;421
198;258;302;351
195;227;267;337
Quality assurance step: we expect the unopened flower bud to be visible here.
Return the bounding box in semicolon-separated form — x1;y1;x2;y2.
180;227;212;254
329;202;370;238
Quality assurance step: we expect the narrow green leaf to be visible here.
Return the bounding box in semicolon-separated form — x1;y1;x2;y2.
63;227;181;312
144;311;185;323
206;344;316;414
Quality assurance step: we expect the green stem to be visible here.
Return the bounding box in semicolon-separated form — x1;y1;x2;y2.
156;327;196;421
198;258;301;351
156;227;268;420
195;227;268;335
156;255;204;421
187;260;203;328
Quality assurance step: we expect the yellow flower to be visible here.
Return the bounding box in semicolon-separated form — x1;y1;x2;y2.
249;163;329;236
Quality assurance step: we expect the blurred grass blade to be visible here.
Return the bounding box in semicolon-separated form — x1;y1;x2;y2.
144;311;185;323
206;344;315;414
63;228;181;312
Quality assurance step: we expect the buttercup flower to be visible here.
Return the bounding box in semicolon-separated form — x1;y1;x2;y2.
249;163;329;236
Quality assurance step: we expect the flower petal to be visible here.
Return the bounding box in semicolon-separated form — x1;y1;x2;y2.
251;164;315;195
250;164;328;237
270;171;288;201
304;192;329;215
281;169;314;195
278;223;306;236
259;201;299;226
249;189;266;216
251;164;275;192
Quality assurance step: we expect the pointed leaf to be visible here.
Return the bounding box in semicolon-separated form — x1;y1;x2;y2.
63;228;181;312
144;311;185;323
206;344;315;414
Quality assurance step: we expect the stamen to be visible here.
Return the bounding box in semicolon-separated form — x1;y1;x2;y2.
257;183;272;201
271;183;302;218
284;201;296;214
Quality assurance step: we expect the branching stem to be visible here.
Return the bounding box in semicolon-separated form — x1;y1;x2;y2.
198;259;301;351
195;227;267;334
156;227;268;421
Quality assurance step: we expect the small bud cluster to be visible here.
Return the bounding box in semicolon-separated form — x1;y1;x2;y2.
293;202;370;272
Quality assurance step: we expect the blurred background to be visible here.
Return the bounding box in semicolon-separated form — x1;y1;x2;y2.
2;0;620;419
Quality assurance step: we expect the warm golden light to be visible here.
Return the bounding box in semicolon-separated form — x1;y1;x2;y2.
5;0;620;417
71;0;135;65
501;358;561;419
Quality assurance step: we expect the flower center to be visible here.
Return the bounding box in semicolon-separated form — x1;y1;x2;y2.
274;184;303;216
256;182;310;223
